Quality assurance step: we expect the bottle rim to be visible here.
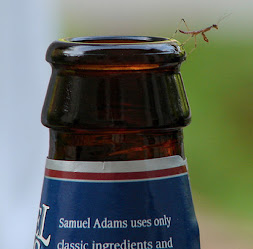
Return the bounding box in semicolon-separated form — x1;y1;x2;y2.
46;36;186;70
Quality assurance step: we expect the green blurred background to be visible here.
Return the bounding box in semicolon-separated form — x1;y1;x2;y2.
58;1;253;247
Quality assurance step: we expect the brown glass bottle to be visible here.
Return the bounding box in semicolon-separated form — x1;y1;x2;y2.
42;36;190;162
34;36;200;249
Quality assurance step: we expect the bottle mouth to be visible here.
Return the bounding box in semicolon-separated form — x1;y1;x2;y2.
46;36;186;71
63;36;170;44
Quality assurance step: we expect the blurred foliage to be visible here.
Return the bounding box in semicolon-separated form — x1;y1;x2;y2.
181;36;253;222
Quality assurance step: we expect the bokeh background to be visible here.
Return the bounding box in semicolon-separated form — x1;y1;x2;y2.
1;0;252;248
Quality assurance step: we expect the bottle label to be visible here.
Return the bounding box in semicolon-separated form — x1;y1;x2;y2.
34;156;200;249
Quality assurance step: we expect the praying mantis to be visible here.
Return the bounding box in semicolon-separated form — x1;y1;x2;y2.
173;14;231;53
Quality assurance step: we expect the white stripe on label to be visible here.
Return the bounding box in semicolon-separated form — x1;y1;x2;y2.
45;156;187;173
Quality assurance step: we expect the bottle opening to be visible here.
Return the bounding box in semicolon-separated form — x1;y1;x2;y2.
68;36;168;45
47;36;186;70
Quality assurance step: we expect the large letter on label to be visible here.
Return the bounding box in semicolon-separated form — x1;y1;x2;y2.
35;204;51;247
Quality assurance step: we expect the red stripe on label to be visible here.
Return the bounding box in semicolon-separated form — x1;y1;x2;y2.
45;165;187;181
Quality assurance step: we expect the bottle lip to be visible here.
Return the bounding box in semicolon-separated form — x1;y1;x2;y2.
46;36;186;70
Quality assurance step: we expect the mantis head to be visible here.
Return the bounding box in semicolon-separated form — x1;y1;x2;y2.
212;24;218;29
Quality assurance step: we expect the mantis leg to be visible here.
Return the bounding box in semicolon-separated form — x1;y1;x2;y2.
182;34;192;45
201;32;209;42
171;18;190;38
188;35;197;54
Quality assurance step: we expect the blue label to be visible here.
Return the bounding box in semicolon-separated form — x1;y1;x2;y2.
34;157;200;249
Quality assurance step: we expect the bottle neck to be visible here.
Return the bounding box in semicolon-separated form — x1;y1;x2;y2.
48;129;185;161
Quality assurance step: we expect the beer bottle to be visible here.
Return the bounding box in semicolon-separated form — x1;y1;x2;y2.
34;36;200;249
